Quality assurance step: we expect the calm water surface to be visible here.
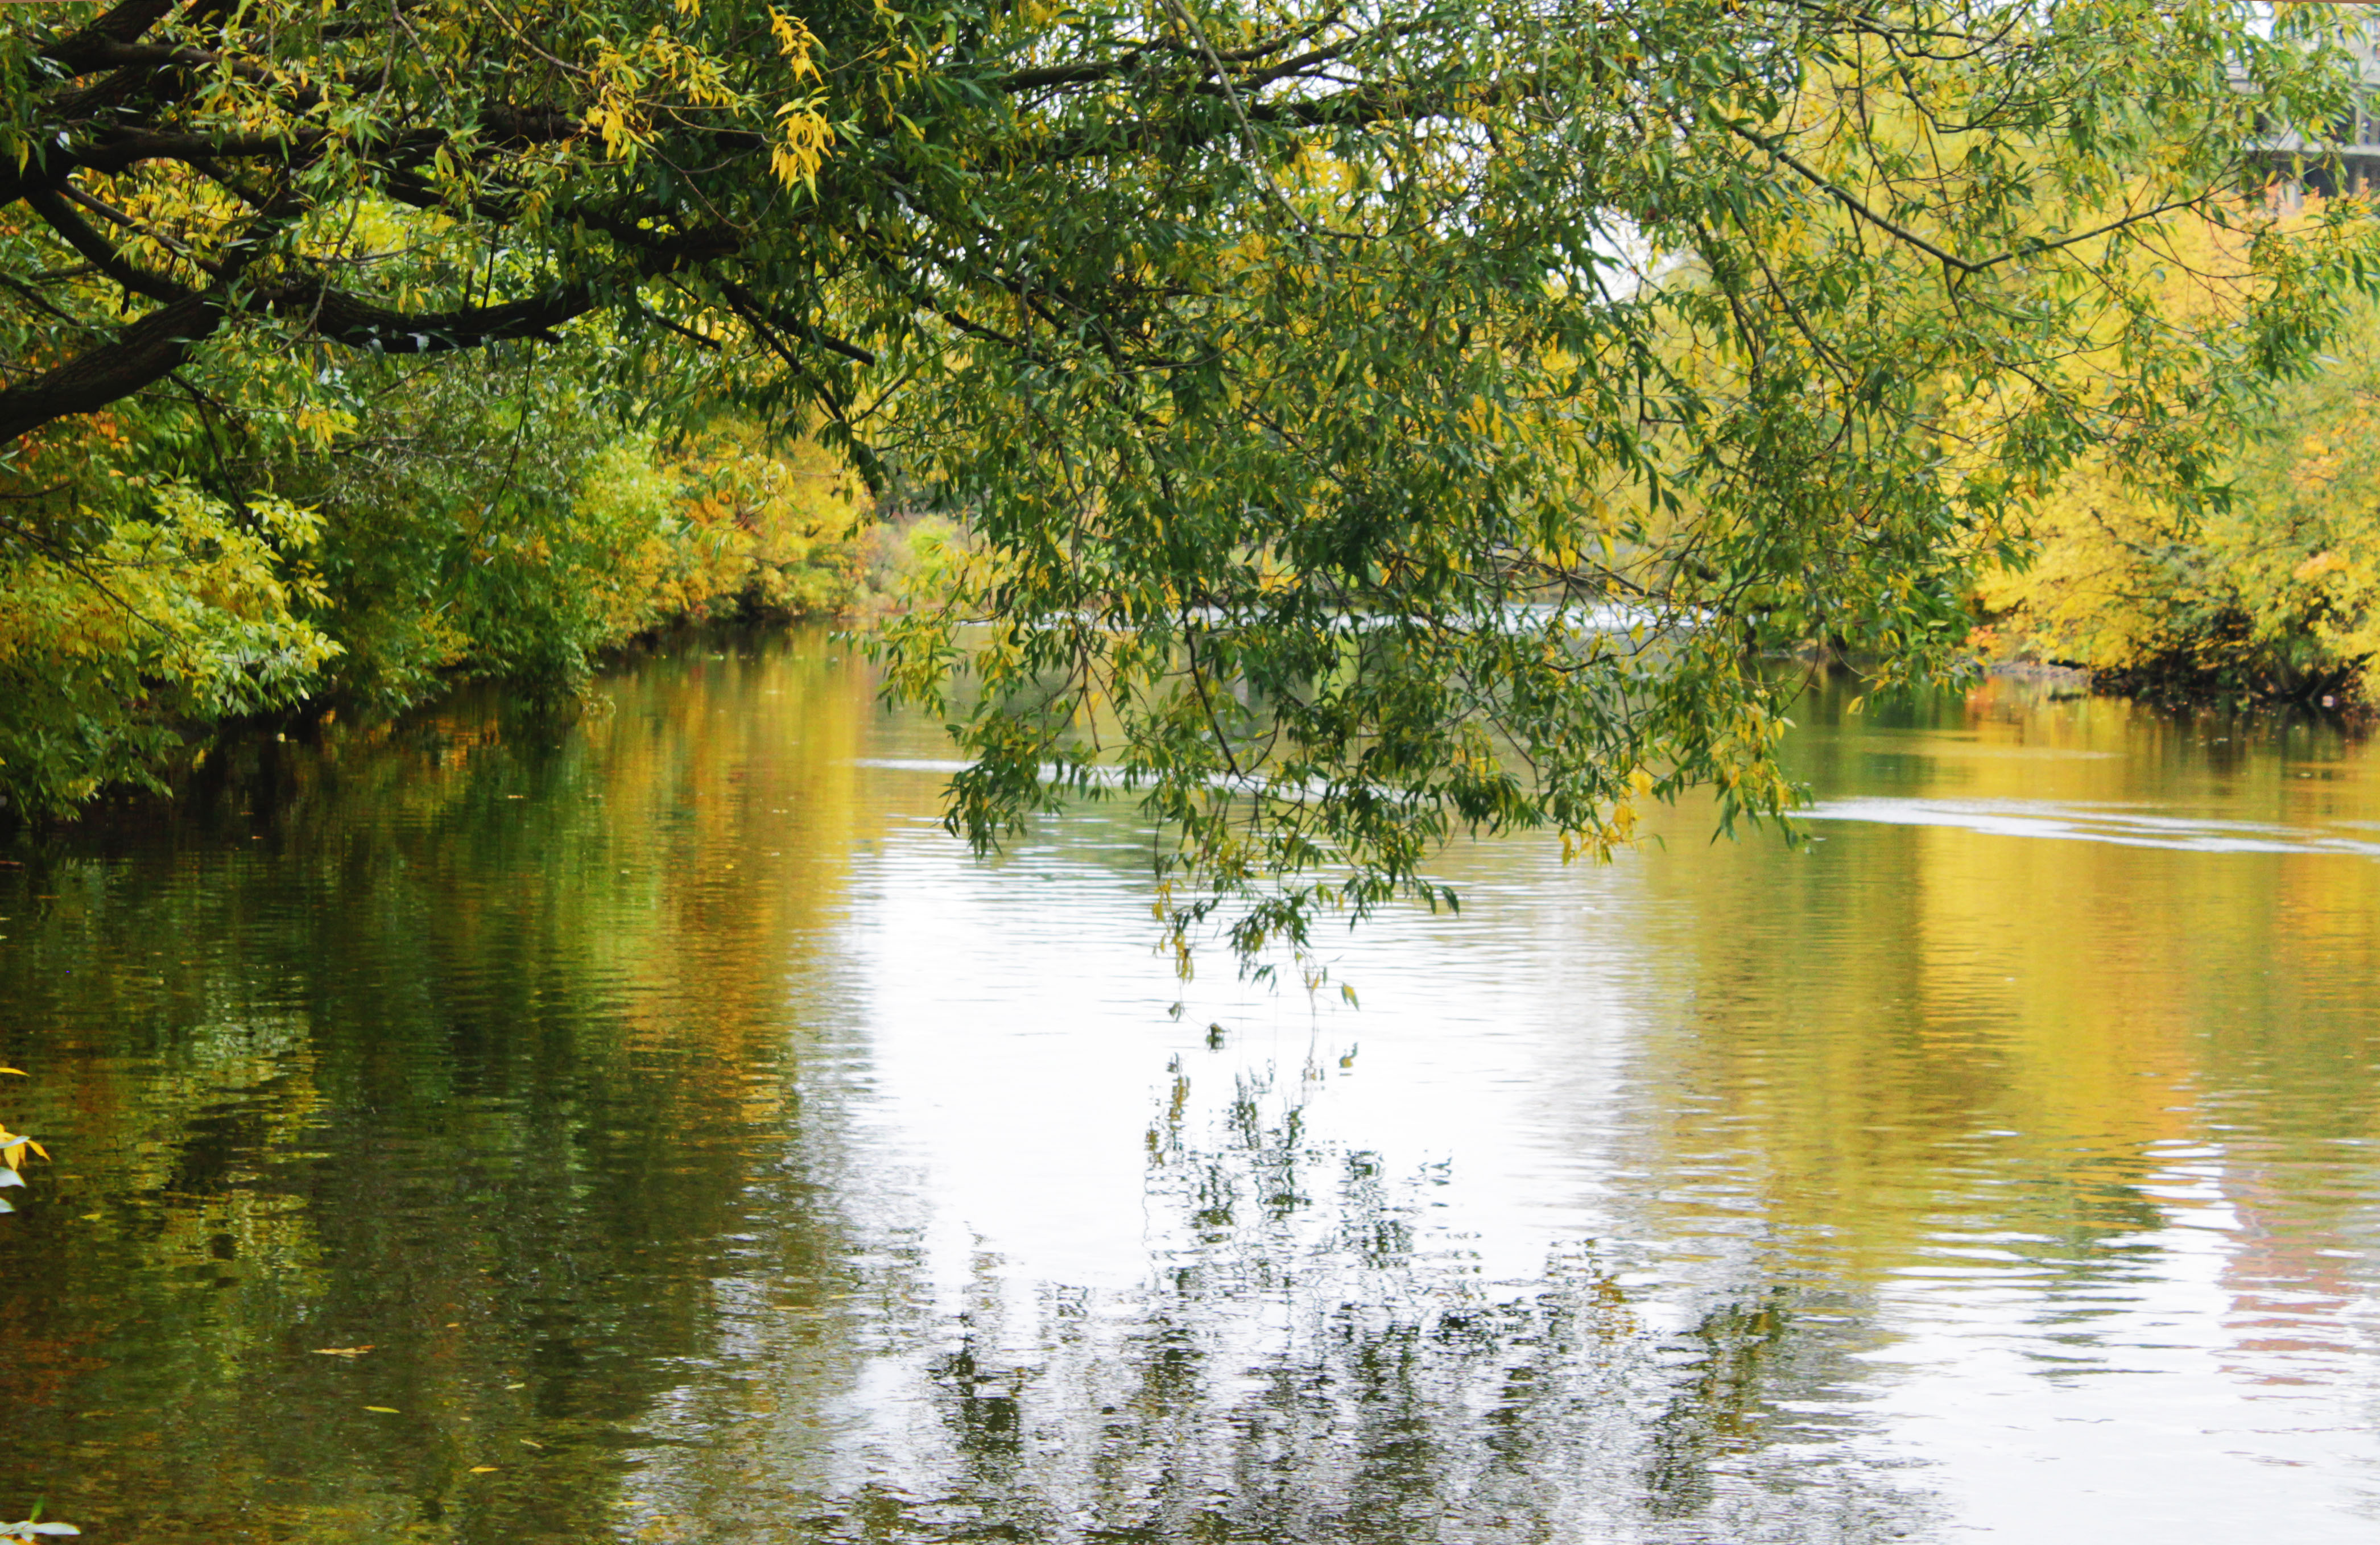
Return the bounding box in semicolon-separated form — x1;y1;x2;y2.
3;633;2378;1544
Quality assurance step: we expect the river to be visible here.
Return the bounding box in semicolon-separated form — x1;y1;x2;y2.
1;629;2376;1543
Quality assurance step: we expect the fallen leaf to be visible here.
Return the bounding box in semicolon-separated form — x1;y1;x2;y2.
519;1439;544;1449
444;1321;460;1328
313;1346;375;1357
469;1466;499;1474
364;1406;400;1414
505;1382;526;1390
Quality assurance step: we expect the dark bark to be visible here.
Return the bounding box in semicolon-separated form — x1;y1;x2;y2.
0;0;1365;445
0;278;596;447
36;0;179;73
262;280;600;354
23;187;195;303
0;289;227;444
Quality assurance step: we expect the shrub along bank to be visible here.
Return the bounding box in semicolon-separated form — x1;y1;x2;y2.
0;346;906;819
1974;212;2380;712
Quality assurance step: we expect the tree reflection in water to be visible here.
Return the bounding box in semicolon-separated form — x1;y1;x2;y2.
762;1064;1934;1545
7;635;2183;1543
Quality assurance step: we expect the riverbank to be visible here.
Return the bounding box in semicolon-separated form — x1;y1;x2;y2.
0;389;956;824
1980;651;2371;718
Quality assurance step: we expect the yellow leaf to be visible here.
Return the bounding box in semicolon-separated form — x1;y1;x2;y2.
365;1406;400;1414
0;1068;24;1076
469;1466;499;1474
312;1346;375;1357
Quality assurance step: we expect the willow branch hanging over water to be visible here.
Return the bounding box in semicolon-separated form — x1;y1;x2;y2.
1;0;2373;957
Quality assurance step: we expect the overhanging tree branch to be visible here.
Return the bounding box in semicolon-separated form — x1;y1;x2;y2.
1730;121;2224;276
23;185;195;303
262;280;600;354
0;288;227;444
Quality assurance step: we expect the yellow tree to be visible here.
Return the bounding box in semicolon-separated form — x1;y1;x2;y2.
0;0;2371;953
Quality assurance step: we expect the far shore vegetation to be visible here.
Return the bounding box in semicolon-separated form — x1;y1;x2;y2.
5;0;2380;950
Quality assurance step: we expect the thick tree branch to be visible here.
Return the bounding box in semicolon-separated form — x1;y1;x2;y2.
0;288;226;444
34;0;177;73
0;256;593;447
72;126;332;176
23;185;192;303
573;209;746;266
998;9;1355;93
261;279;600;354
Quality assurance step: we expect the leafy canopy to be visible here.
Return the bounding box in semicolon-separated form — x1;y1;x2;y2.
0;0;2373;960
1978;222;2380;708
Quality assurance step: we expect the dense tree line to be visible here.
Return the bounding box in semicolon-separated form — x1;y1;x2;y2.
0;0;2372;952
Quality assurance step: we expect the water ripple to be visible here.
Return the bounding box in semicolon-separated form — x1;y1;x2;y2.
1801;797;2380;857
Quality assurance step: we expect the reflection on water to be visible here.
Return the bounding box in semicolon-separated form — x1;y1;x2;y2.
1804;796;2380;856
3;635;2379;1543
